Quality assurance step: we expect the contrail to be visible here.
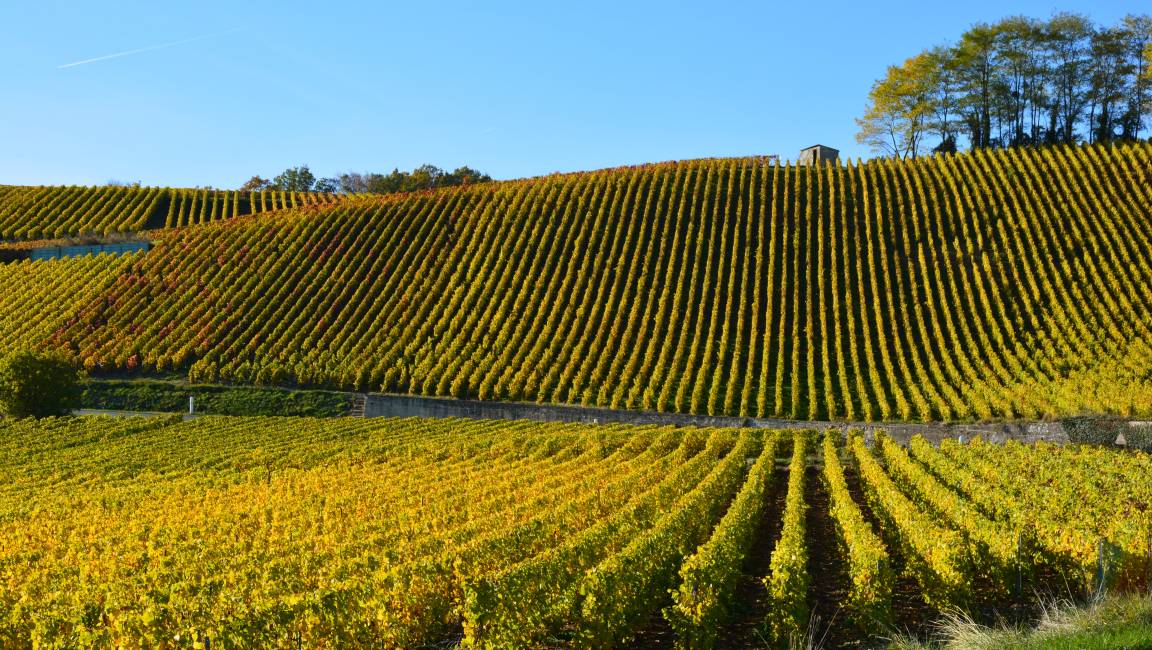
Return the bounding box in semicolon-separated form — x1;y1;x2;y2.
58;28;243;69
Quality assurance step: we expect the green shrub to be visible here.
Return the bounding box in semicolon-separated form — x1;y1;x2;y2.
81;380;353;417
0;350;84;418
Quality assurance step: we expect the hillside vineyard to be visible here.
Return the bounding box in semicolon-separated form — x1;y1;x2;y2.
29;143;1152;421
0;185;348;240
0;253;139;351
1;417;1148;647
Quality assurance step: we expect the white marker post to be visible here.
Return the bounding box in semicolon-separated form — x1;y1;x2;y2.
189;396;195;416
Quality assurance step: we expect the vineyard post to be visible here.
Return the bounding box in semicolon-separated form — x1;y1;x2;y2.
1015;532;1023;618
1096;538;1107;598
1147;529;1151;597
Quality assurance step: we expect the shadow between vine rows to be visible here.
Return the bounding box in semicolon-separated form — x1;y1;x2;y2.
806;463;873;648
842;465;939;645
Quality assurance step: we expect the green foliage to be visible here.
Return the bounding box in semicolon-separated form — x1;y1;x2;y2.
460;431;729;648
0;350;84;418
1059;415;1152;452
861;13;1152;153
339;165;492;194
822;432;893;627
573;432;757;647
764;432;810;643
81;379;353;417
272;165;317;192
665;433;777;648
850;432;970;608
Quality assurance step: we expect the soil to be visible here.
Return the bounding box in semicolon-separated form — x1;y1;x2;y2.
805;464;874;648
842;464;939;646
712;463;791;648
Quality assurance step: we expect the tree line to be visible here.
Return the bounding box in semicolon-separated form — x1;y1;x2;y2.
240;164;492;194
856;13;1152;159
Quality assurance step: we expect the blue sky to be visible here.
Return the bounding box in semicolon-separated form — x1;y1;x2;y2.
0;0;1145;187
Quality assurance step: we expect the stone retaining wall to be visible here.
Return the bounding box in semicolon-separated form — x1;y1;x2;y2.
363;393;1070;444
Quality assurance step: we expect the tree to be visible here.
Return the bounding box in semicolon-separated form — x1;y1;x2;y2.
1043;13;1093;144
239;176;272;192
337;172;370;193
954;23;999;149
1146;42;1152;139
995;16;1045;145
446;166;493;186
924;45;961;149
258;164;494;196
856;54;935;159
407;164;445;191
339;165;493;194
1119;14;1152;139
0;351;84;418
272;166;316;192
314;177;341;194
862;13;1151;151
1088;27;1132;143
365;170;404;194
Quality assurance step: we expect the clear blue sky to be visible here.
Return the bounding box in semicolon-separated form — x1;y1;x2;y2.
0;0;1145;187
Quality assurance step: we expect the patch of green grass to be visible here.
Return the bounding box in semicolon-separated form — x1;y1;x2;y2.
890;595;1152;649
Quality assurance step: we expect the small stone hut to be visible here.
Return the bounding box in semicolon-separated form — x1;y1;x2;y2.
798;144;839;166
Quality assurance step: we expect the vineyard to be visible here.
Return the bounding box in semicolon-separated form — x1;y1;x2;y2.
0;185;349;240
160;188;357;229
0;253;140;352
0;416;1148;647
4;142;1142;422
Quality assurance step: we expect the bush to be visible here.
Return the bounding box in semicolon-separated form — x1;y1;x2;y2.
0;351;84;418
81;380;354;417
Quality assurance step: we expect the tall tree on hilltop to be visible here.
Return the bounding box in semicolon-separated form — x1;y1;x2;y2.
954;23;998;149
1087;27;1131;143
925;46;962;152
239;176;272;192
860;13;1152;152
1043;13;1093;144
856;53;935;159
272;166;317;192
314;177;341;194
1147;39;1152;80
340;165;492;194
1120;14;1152;139
995;16;1045;145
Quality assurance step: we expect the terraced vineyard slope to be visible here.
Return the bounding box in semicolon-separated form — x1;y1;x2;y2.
0;252;140;351
40;143;1152;421
1;418;1148;647
0;185;349;240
